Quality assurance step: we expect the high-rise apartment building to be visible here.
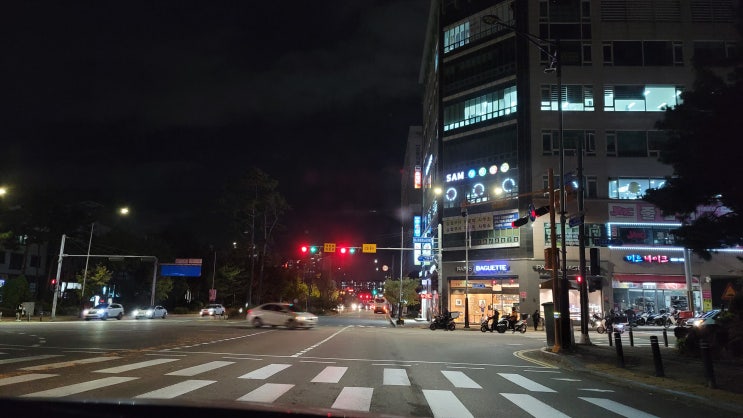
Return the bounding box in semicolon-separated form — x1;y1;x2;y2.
417;0;741;325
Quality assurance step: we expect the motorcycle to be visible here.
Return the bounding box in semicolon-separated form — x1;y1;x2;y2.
430;313;456;331
494;316;526;333
480;314;499;332
597;313;625;334
590;313;603;329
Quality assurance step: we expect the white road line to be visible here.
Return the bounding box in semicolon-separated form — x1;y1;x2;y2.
441;370;482;389
383;368;410;386
501;393;570;418
291;326;351;357
239;363;291;379
21;356;121;371
166;361;234;376
422;389;474;418
135;379;216;399
0;373;58;387
331;387;374;412
0;355;62;365
311;366;348;383
498;373;556;392
237;383;294;403
580;397;659;418
94;358;180;373
21;376;138;397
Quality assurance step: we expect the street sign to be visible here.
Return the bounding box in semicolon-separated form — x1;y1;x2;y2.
472;283;486;289
362;243;377;253
418;255;435;262
324;243;336;253
722;283;737;300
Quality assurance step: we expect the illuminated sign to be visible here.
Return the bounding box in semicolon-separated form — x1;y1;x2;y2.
414;166;422;189
413;216;421;237
624;254;683;264
445;163;512;183
474;263;510;273
446;171;465;182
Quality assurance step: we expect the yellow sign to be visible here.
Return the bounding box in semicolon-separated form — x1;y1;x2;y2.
722;283;737;300
362;243;377;253
323;243;336;253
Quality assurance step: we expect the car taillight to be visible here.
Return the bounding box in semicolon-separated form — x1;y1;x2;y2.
247;309;252;315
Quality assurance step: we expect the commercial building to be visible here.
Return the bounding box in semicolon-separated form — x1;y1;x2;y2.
414;0;742;325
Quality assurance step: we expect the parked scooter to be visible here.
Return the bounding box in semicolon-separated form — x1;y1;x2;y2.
494;316;527;333
480;312;499;332
590;313;603;329
430;312;456;331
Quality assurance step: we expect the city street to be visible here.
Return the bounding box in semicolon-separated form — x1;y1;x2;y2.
0;311;706;417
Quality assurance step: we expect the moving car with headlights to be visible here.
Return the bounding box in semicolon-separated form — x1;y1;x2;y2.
247;303;318;329
200;304;226;317
373;297;388;314
133;305;167;319
83;303;124;320
689;309;722;328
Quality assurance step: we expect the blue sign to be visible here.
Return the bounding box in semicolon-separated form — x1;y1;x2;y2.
161;264;202;277
418;255;435;262
472;283;486;289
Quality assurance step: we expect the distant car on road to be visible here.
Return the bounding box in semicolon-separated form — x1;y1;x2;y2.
247;303;318;329
373;297;388;314
83;303;125;320
689;309;722;328
133;305;167;319
200;304;226;317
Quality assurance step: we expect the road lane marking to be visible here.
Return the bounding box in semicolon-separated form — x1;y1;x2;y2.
446;366;484;370
383;368;410;386
501;393;570;417
0;355;62;365
135;379;216;399
239;363;291;379
580;397;659;417
422;389;474;418
513;349;558;368
237;383;294;403
311;366;348;383
21;356;121;371
94;358;180;373
331;387;373;412
441;370;482;389
21;376;138;397
291;326;352;357
498;373;556;392
166;360;234;376
0;373;58;387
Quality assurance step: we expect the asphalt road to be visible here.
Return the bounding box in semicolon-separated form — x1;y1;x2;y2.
0;311;707;417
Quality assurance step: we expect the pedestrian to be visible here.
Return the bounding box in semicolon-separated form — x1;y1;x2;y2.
533;309;541;331
16;304;24;321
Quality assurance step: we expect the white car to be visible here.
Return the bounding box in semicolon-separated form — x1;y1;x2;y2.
247;303;318;329
200;304;226;317
83;303;125;320
133;305;167;319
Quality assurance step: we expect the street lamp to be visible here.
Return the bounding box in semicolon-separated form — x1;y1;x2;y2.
482;14;571;349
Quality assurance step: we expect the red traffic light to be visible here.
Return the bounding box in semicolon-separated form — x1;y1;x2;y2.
339;247;347;254
511;216;529;228
300;246;308;253
576;275;583;284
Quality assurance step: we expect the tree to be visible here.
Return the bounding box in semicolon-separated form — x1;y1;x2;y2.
383;278;419;314
154;277;174;304
76;263;113;302
644;47;743;259
0;275;29;309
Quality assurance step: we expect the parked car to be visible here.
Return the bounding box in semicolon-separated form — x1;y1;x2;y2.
246;303;318;329
689;309;722;328
200;304;226;317
83;303;125;320
132;305;167;319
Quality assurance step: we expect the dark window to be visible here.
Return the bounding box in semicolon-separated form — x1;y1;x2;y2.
643;41;674;66
29;256;40;268
0;251;5;264
613;41;643;65
617;131;647;157
9;253;23;270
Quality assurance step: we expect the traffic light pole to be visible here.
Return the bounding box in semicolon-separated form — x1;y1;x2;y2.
548;170;562;351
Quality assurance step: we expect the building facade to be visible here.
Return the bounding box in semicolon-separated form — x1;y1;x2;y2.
417;0;742;325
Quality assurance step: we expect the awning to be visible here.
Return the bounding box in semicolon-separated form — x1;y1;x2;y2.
613;274;699;283
539;279;578;290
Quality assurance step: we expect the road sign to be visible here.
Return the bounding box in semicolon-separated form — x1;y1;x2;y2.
362;243;377;253
324;243;336;253
722;283;737;300
418;255;435;262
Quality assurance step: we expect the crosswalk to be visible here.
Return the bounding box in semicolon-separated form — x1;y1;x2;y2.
0;351;661;417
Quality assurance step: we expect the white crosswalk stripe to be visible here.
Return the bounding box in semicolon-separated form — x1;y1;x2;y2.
311;366;347;383
0;355;62;365
21;376;138;397
166;360;234;376
580;397;660;418
423;389;474;418
238;383;294;403
94;358;180;373
498;373;556;392
441;370;482;388
135;379;216;399
21;356;121;371
332;387;374;412
501;393;570;418
238;363;291;379
0;373;57;387
383;368;410;386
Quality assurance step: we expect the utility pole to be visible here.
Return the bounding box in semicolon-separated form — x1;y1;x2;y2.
51;234;66;320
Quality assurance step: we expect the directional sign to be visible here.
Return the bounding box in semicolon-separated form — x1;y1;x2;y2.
324;243;336;253
362;243;377;253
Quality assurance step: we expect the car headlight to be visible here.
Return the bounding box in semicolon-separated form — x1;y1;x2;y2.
82;309;89;315
693;319;703;327
146;309;153;315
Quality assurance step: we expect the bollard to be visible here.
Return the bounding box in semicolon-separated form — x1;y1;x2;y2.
39;312;43;322
614;331;625;368
650;336;664;377
662;328;668;347
628;326;634;347
700;338;717;389
608;328;613;346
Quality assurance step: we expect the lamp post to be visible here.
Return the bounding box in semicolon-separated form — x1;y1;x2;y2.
462;205;470;328
482;14;571;349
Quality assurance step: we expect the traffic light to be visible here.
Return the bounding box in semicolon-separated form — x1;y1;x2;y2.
511;216;529;228
372;289;377;296
576;275;583;285
349;247;356;255
339;247;347;254
589;276;602;292
512;204;550;228
301;245;308;254
50;278;57;285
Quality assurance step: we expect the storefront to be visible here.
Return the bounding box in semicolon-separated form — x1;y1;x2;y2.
612;274;700;314
448;277;520;324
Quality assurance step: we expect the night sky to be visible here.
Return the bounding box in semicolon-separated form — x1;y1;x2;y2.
3;1;430;254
